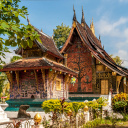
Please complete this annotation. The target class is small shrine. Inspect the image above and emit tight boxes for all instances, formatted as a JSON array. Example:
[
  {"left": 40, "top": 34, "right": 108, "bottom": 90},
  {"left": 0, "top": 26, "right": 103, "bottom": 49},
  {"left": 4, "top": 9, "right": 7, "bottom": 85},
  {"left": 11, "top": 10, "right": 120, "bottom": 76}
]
[{"left": 1, "top": 20, "right": 77, "bottom": 111}]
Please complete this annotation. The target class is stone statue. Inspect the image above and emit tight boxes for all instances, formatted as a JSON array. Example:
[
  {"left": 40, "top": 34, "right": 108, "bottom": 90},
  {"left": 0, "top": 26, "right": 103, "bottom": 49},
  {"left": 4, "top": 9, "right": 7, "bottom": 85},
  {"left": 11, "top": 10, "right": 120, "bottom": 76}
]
[{"left": 17, "top": 105, "right": 31, "bottom": 118}]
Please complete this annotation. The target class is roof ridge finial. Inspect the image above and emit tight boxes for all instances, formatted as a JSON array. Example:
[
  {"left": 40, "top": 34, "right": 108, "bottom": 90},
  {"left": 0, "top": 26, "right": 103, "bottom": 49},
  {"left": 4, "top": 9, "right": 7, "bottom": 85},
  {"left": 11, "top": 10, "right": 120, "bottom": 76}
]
[
  {"left": 99, "top": 34, "right": 101, "bottom": 40},
  {"left": 52, "top": 31, "right": 54, "bottom": 39},
  {"left": 99, "top": 34, "right": 101, "bottom": 42},
  {"left": 92, "top": 17, "right": 94, "bottom": 25},
  {"left": 90, "top": 17, "right": 95, "bottom": 36},
  {"left": 27, "top": 16, "right": 30, "bottom": 25},
  {"left": 73, "top": 5, "right": 76, "bottom": 21},
  {"left": 81, "top": 6, "right": 85, "bottom": 27},
  {"left": 41, "top": 29, "right": 43, "bottom": 32}
]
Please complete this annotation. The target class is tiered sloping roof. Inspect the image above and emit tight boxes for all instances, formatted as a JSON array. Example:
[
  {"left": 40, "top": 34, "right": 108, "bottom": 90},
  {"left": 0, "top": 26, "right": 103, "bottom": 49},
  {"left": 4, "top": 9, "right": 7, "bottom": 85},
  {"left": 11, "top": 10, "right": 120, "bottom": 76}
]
[
  {"left": 15, "top": 26, "right": 64, "bottom": 59},
  {"left": 2, "top": 57, "right": 77, "bottom": 75},
  {"left": 61, "top": 20, "right": 128, "bottom": 76}
]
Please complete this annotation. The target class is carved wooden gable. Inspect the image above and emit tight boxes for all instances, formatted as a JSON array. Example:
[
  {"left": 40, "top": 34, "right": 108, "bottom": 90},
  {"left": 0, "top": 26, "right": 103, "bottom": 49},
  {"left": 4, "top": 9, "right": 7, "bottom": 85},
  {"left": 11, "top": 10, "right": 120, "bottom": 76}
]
[{"left": 23, "top": 42, "right": 43, "bottom": 58}]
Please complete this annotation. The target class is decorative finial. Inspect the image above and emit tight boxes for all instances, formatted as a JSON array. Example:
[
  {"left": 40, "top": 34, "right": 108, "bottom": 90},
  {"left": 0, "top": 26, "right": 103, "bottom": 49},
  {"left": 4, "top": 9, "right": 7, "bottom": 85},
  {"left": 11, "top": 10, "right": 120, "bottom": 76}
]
[
  {"left": 73, "top": 5, "right": 76, "bottom": 21},
  {"left": 27, "top": 16, "right": 30, "bottom": 25},
  {"left": 81, "top": 6, "right": 85, "bottom": 27},
  {"left": 41, "top": 29, "right": 43, "bottom": 32},
  {"left": 103, "top": 45, "right": 104, "bottom": 49},
  {"left": 52, "top": 32, "right": 54, "bottom": 39},
  {"left": 90, "top": 17, "right": 95, "bottom": 36},
  {"left": 92, "top": 17, "right": 94, "bottom": 25},
  {"left": 99, "top": 35, "right": 101, "bottom": 40}
]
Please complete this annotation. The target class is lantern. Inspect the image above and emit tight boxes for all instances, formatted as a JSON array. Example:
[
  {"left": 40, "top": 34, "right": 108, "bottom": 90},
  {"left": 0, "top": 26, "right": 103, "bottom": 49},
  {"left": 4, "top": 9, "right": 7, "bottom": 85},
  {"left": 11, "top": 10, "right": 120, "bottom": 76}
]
[
  {"left": 50, "top": 68, "right": 52, "bottom": 71},
  {"left": 24, "top": 70, "right": 26, "bottom": 72},
  {"left": 37, "top": 69, "right": 38, "bottom": 72},
  {"left": 60, "top": 71, "right": 62, "bottom": 74},
  {"left": 34, "top": 113, "right": 42, "bottom": 125}
]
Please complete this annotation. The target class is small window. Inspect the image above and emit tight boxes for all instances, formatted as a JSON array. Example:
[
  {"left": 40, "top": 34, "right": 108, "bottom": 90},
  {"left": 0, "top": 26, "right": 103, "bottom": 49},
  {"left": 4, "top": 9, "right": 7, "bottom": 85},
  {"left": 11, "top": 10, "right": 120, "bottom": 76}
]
[{"left": 56, "top": 78, "right": 61, "bottom": 91}]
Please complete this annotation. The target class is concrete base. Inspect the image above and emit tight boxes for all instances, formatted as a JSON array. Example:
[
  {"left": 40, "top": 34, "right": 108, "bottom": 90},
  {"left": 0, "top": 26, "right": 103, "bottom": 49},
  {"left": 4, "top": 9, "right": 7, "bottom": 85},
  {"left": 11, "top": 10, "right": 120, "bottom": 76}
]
[
  {"left": 0, "top": 106, "right": 10, "bottom": 123},
  {"left": 0, "top": 103, "right": 8, "bottom": 110}
]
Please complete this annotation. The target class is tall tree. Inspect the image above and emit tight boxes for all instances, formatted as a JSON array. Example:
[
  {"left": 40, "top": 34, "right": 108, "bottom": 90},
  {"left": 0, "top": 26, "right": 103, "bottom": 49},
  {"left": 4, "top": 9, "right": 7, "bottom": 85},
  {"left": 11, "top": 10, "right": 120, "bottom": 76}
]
[
  {"left": 110, "top": 54, "right": 123, "bottom": 65},
  {"left": 53, "top": 23, "right": 71, "bottom": 50},
  {"left": 0, "top": 0, "right": 41, "bottom": 68},
  {"left": 10, "top": 56, "right": 22, "bottom": 63}
]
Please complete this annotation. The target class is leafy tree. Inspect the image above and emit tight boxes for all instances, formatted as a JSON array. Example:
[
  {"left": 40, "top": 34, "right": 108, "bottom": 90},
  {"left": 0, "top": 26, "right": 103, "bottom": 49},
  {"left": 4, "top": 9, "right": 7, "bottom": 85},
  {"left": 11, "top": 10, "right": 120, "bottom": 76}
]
[
  {"left": 0, "top": 72, "right": 9, "bottom": 96},
  {"left": 0, "top": 0, "right": 41, "bottom": 68},
  {"left": 53, "top": 23, "right": 71, "bottom": 50},
  {"left": 10, "top": 56, "right": 22, "bottom": 63},
  {"left": 110, "top": 54, "right": 123, "bottom": 65}
]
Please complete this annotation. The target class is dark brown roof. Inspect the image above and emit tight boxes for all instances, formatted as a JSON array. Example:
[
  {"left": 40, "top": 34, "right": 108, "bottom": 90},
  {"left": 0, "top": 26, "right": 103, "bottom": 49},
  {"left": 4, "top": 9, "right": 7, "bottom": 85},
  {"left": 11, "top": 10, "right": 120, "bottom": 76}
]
[
  {"left": 2, "top": 57, "right": 78, "bottom": 76},
  {"left": 15, "top": 26, "right": 64, "bottom": 59},
  {"left": 61, "top": 21, "right": 128, "bottom": 76},
  {"left": 34, "top": 27, "right": 64, "bottom": 59}
]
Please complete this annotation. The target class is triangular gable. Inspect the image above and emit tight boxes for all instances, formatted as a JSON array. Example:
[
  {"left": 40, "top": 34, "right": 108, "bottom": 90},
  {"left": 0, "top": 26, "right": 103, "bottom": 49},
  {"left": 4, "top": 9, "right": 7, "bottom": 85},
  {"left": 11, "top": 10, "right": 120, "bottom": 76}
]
[{"left": 61, "top": 20, "right": 128, "bottom": 76}]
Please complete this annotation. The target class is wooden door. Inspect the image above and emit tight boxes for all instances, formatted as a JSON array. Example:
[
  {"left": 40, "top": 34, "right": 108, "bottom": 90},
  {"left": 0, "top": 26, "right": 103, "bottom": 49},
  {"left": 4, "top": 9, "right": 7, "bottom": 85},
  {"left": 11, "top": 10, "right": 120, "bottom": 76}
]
[{"left": 101, "top": 80, "right": 108, "bottom": 95}]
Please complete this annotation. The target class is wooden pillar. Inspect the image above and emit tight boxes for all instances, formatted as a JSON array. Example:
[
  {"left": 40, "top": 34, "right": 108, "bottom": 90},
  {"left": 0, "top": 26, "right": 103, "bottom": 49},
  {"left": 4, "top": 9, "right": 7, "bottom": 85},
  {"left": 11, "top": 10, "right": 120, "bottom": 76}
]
[
  {"left": 52, "top": 71, "right": 58, "bottom": 91},
  {"left": 6, "top": 71, "right": 13, "bottom": 90},
  {"left": 48, "top": 70, "right": 55, "bottom": 98},
  {"left": 41, "top": 69, "right": 45, "bottom": 91},
  {"left": 123, "top": 77, "right": 127, "bottom": 93},
  {"left": 64, "top": 74, "right": 70, "bottom": 99},
  {"left": 116, "top": 76, "right": 122, "bottom": 94},
  {"left": 64, "top": 54, "right": 68, "bottom": 67},
  {"left": 15, "top": 71, "right": 19, "bottom": 90},
  {"left": 34, "top": 70, "right": 38, "bottom": 91}
]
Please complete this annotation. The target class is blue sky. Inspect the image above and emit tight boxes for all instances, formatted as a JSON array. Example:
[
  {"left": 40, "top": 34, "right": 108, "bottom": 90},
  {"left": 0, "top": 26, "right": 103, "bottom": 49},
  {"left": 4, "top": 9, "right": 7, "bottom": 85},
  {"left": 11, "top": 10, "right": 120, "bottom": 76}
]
[{"left": 4, "top": 0, "right": 128, "bottom": 67}]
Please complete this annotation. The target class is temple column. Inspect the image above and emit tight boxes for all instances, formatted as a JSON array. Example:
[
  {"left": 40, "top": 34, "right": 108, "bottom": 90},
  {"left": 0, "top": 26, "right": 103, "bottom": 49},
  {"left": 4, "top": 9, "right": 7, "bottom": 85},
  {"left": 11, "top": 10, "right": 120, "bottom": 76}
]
[
  {"left": 41, "top": 69, "right": 45, "bottom": 91},
  {"left": 116, "top": 76, "right": 122, "bottom": 94},
  {"left": 34, "top": 70, "right": 38, "bottom": 91},
  {"left": 15, "top": 71, "right": 19, "bottom": 90}
]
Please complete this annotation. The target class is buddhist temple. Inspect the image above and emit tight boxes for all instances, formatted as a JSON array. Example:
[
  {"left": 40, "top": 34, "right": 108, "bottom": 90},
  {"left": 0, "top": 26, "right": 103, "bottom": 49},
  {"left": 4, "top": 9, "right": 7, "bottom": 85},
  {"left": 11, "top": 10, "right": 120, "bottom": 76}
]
[
  {"left": 1, "top": 19, "right": 78, "bottom": 110},
  {"left": 61, "top": 7, "right": 128, "bottom": 99}
]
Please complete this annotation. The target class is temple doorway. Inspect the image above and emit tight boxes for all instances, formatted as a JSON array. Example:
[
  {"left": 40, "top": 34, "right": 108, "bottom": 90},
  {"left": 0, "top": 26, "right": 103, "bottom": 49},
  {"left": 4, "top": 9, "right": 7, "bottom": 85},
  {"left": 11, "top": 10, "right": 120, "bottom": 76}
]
[{"left": 101, "top": 80, "right": 108, "bottom": 95}]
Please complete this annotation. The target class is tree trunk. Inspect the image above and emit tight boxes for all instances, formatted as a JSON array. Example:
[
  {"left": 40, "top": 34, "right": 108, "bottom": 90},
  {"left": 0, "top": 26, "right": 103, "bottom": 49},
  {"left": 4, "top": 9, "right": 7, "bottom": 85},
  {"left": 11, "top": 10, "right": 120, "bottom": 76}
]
[{"left": 77, "top": 77, "right": 81, "bottom": 92}]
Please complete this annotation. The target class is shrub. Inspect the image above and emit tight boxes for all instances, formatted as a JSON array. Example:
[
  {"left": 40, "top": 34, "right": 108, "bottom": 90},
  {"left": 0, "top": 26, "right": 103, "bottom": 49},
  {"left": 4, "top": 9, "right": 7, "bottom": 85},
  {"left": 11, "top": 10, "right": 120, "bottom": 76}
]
[{"left": 112, "top": 92, "right": 128, "bottom": 113}]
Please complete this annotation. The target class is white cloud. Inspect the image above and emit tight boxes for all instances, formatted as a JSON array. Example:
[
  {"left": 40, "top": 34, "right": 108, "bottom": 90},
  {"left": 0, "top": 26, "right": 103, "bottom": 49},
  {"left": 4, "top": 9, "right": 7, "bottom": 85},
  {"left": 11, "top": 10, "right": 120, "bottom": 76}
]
[
  {"left": 116, "top": 50, "right": 128, "bottom": 67},
  {"left": 95, "top": 17, "right": 128, "bottom": 37},
  {"left": 2, "top": 49, "right": 19, "bottom": 64}
]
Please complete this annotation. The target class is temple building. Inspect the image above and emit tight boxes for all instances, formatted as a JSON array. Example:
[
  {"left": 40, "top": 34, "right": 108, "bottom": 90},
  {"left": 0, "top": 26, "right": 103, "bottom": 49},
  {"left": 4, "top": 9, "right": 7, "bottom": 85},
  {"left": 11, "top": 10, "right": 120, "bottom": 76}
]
[
  {"left": 1, "top": 20, "right": 77, "bottom": 110},
  {"left": 60, "top": 7, "right": 128, "bottom": 99}
]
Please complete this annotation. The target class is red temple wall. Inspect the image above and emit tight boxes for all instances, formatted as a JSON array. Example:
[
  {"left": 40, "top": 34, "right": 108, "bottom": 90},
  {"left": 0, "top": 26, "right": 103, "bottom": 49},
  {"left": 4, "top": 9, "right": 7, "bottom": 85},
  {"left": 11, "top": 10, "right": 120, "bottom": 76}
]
[{"left": 67, "top": 39, "right": 92, "bottom": 93}]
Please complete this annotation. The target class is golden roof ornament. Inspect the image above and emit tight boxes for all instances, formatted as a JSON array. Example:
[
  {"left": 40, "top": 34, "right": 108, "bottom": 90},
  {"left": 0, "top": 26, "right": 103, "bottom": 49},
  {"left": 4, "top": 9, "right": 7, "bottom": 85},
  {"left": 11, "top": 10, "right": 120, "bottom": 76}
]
[
  {"left": 90, "top": 17, "right": 95, "bottom": 36},
  {"left": 73, "top": 5, "right": 77, "bottom": 28},
  {"left": 41, "top": 29, "right": 43, "bottom": 32},
  {"left": 81, "top": 6, "right": 85, "bottom": 27},
  {"left": 73, "top": 5, "right": 77, "bottom": 21}
]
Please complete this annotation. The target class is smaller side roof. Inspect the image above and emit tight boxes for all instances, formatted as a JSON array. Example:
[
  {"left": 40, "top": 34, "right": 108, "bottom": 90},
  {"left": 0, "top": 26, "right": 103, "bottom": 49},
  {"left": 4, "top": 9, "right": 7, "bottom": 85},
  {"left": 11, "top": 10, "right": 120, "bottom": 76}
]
[
  {"left": 1, "top": 57, "right": 78, "bottom": 76},
  {"left": 16, "top": 25, "right": 64, "bottom": 59}
]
